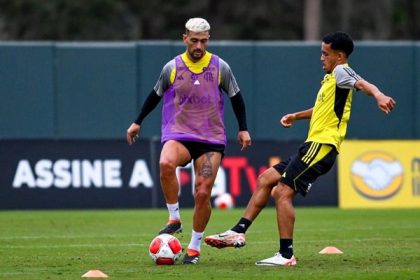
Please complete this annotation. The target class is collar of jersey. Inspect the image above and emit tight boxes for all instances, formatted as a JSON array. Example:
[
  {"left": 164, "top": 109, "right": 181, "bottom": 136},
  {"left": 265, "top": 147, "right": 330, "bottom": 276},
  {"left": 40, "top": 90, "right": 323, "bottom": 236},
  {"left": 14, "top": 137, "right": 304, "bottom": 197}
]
[
  {"left": 181, "top": 51, "right": 212, "bottom": 74},
  {"left": 322, "top": 63, "right": 350, "bottom": 84}
]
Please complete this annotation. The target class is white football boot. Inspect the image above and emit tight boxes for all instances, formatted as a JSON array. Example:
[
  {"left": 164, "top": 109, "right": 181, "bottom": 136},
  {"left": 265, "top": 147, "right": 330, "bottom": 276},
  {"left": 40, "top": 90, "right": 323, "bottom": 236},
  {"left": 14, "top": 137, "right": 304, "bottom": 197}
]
[
  {"left": 255, "top": 252, "right": 297, "bottom": 266},
  {"left": 204, "top": 230, "right": 246, "bottom": 248}
]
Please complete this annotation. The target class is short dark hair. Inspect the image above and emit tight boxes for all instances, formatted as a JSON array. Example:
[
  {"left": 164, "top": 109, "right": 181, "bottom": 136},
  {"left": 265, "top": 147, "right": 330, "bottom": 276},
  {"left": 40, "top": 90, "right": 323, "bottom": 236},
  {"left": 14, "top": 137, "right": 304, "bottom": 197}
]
[{"left": 322, "top": 32, "right": 354, "bottom": 57}]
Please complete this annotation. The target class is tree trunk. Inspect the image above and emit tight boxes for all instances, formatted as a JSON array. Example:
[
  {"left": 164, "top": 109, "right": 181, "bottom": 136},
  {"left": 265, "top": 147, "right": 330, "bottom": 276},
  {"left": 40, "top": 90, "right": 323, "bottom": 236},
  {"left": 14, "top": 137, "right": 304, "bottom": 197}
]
[{"left": 304, "top": 0, "right": 322, "bottom": 41}]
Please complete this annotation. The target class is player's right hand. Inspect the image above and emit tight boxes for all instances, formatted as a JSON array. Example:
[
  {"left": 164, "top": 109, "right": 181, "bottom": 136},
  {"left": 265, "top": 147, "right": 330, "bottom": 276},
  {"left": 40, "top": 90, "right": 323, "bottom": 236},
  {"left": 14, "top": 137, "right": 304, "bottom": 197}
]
[{"left": 127, "top": 123, "right": 141, "bottom": 145}]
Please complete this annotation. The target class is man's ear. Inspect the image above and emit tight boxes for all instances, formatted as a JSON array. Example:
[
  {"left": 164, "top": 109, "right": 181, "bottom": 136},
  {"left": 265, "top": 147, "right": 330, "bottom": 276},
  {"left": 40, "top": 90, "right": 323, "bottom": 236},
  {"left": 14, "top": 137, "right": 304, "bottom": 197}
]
[{"left": 337, "top": 51, "right": 347, "bottom": 61}]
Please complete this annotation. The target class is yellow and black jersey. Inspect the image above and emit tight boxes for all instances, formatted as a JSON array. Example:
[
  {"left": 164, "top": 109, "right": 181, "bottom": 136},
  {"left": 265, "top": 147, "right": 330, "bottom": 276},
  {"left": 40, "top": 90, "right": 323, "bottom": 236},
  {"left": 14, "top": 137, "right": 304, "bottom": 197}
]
[{"left": 306, "top": 64, "right": 362, "bottom": 152}]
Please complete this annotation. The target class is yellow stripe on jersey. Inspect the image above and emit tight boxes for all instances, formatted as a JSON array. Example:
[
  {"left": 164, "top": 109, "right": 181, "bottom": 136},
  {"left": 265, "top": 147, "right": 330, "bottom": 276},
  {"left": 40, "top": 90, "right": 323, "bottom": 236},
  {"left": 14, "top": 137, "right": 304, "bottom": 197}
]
[
  {"left": 293, "top": 143, "right": 333, "bottom": 189},
  {"left": 302, "top": 142, "right": 320, "bottom": 164},
  {"left": 308, "top": 144, "right": 333, "bottom": 168},
  {"left": 170, "top": 68, "right": 175, "bottom": 84},
  {"left": 170, "top": 51, "right": 220, "bottom": 84}
]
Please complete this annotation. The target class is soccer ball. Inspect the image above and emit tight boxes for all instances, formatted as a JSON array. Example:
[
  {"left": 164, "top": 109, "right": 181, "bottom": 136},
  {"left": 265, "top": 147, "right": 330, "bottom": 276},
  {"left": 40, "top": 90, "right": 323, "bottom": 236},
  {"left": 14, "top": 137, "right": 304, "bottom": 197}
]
[
  {"left": 149, "top": 233, "right": 183, "bottom": 265},
  {"left": 214, "top": 193, "right": 234, "bottom": 209}
]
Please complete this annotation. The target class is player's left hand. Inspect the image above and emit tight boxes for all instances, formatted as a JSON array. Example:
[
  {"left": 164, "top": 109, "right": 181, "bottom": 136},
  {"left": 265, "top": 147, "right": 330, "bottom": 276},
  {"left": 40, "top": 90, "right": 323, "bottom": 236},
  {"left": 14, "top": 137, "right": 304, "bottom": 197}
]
[
  {"left": 377, "top": 95, "right": 396, "bottom": 114},
  {"left": 238, "top": 131, "right": 251, "bottom": 151}
]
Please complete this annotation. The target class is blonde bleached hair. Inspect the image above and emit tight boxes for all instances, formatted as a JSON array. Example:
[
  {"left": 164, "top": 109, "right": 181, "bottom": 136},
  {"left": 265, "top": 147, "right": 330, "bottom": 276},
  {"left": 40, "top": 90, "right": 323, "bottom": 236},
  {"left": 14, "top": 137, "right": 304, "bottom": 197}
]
[{"left": 185, "top": 18, "right": 210, "bottom": 33}]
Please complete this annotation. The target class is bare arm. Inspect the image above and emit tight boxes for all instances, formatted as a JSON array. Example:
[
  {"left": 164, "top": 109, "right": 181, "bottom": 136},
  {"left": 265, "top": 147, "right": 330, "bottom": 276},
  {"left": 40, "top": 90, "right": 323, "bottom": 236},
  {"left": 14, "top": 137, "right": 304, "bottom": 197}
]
[
  {"left": 280, "top": 108, "right": 313, "bottom": 128},
  {"left": 354, "top": 80, "right": 396, "bottom": 114}
]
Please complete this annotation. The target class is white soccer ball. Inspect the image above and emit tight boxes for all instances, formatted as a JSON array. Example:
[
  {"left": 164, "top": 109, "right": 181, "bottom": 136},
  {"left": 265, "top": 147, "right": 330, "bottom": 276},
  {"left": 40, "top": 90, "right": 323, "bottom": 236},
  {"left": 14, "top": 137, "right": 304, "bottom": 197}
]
[
  {"left": 149, "top": 233, "right": 183, "bottom": 265},
  {"left": 214, "top": 193, "right": 234, "bottom": 209}
]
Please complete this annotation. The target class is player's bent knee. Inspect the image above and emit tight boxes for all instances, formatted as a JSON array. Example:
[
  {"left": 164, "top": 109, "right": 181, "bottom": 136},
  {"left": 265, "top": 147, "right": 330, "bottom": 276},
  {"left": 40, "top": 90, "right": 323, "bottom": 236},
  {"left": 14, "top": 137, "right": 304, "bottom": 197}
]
[
  {"left": 256, "top": 175, "right": 278, "bottom": 190},
  {"left": 159, "top": 159, "right": 177, "bottom": 173},
  {"left": 194, "top": 189, "right": 211, "bottom": 205},
  {"left": 272, "top": 184, "right": 294, "bottom": 201}
]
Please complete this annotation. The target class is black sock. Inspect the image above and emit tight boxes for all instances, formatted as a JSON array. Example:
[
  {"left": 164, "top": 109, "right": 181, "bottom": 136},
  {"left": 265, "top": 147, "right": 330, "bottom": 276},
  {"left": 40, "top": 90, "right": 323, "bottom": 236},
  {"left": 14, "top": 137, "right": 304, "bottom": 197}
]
[
  {"left": 231, "top": 217, "right": 252, "bottom": 233},
  {"left": 280, "top": 239, "right": 293, "bottom": 259}
]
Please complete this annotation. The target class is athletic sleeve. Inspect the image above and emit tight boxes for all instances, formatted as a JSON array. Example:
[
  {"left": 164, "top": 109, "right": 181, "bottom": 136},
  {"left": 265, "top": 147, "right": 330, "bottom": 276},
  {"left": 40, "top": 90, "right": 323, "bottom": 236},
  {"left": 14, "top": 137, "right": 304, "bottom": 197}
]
[
  {"left": 334, "top": 64, "right": 363, "bottom": 90},
  {"left": 153, "top": 60, "right": 175, "bottom": 96},
  {"left": 230, "top": 92, "right": 248, "bottom": 131},
  {"left": 134, "top": 90, "right": 162, "bottom": 125},
  {"left": 219, "top": 58, "right": 240, "bottom": 97}
]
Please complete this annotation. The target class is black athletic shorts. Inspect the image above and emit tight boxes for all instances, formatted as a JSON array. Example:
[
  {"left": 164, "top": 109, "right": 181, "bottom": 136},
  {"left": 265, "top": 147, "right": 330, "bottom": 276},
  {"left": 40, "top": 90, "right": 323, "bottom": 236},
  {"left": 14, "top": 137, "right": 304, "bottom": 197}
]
[
  {"left": 273, "top": 141, "right": 337, "bottom": 196},
  {"left": 178, "top": 141, "right": 225, "bottom": 161}
]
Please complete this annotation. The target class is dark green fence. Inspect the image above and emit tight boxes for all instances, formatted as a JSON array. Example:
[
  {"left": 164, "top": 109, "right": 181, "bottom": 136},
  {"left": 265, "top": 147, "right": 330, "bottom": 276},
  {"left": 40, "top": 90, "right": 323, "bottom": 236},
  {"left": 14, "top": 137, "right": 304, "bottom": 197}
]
[{"left": 0, "top": 41, "right": 417, "bottom": 140}]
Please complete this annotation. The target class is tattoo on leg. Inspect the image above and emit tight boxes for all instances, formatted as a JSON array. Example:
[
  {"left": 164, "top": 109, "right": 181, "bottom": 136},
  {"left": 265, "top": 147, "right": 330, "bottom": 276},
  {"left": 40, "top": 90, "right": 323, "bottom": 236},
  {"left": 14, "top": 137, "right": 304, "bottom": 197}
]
[{"left": 199, "top": 152, "right": 214, "bottom": 178}]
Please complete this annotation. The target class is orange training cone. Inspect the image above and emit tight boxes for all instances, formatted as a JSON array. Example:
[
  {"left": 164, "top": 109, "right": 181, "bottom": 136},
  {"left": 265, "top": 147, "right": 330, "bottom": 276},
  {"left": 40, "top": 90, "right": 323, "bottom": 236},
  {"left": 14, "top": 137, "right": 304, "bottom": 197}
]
[
  {"left": 319, "top": 246, "right": 343, "bottom": 254},
  {"left": 81, "top": 270, "right": 109, "bottom": 278}
]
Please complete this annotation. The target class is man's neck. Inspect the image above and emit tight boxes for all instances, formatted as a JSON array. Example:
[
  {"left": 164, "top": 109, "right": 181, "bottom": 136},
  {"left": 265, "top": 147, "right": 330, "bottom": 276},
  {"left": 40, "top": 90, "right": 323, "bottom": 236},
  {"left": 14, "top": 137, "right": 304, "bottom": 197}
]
[{"left": 186, "top": 52, "right": 206, "bottom": 63}]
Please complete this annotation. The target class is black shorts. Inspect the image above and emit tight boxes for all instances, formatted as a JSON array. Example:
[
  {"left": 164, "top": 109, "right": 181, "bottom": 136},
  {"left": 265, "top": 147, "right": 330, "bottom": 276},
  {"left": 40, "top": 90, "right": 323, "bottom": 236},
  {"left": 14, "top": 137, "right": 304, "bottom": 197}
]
[
  {"left": 273, "top": 142, "right": 337, "bottom": 196},
  {"left": 178, "top": 141, "right": 225, "bottom": 161}
]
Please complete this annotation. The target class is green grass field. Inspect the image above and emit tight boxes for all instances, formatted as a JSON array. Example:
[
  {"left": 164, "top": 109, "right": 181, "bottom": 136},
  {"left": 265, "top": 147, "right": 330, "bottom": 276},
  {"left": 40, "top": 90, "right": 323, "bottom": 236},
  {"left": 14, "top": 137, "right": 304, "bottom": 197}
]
[{"left": 1, "top": 208, "right": 419, "bottom": 280}]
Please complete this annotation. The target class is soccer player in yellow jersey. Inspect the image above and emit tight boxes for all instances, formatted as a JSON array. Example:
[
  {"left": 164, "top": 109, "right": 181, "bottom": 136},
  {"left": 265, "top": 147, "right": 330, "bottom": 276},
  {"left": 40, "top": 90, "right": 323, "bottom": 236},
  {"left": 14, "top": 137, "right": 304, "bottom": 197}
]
[{"left": 205, "top": 32, "right": 396, "bottom": 266}]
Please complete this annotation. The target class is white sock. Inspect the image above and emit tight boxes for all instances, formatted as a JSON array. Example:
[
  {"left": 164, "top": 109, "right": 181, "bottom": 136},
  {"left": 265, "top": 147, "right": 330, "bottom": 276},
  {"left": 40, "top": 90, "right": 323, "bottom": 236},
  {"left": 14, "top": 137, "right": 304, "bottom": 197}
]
[
  {"left": 167, "top": 202, "right": 180, "bottom": 221},
  {"left": 188, "top": 230, "right": 204, "bottom": 252}
]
